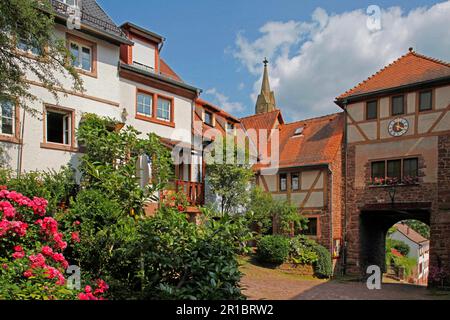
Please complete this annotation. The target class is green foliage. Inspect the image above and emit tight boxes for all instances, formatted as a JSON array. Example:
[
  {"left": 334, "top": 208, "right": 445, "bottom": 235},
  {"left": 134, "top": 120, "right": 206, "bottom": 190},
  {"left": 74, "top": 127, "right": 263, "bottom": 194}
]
[
  {"left": 138, "top": 209, "right": 244, "bottom": 300},
  {"left": 246, "top": 186, "right": 308, "bottom": 236},
  {"left": 206, "top": 135, "right": 254, "bottom": 215},
  {"left": 77, "top": 113, "right": 173, "bottom": 216},
  {"left": 403, "top": 220, "right": 430, "bottom": 239},
  {"left": 0, "top": 0, "right": 83, "bottom": 114},
  {"left": 386, "top": 238, "right": 410, "bottom": 257},
  {"left": 59, "top": 191, "right": 245, "bottom": 300},
  {"left": 256, "top": 235, "right": 290, "bottom": 265},
  {"left": 289, "top": 236, "right": 318, "bottom": 265},
  {"left": 312, "top": 243, "right": 333, "bottom": 278},
  {"left": 0, "top": 166, "right": 76, "bottom": 214},
  {"left": 386, "top": 238, "right": 417, "bottom": 277}
]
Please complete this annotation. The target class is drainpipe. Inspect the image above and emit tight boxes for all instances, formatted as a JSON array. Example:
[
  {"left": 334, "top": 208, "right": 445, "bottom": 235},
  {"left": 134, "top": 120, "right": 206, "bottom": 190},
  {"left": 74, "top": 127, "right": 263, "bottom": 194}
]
[{"left": 17, "top": 110, "right": 26, "bottom": 177}]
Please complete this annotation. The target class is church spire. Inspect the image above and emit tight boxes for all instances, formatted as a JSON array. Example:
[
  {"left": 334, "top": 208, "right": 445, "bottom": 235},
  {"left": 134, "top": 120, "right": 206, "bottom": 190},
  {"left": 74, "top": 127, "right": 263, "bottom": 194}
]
[{"left": 255, "top": 58, "right": 277, "bottom": 114}]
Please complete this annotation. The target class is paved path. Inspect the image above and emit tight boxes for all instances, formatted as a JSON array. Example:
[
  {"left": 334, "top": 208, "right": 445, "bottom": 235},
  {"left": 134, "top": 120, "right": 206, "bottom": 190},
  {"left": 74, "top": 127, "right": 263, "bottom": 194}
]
[{"left": 240, "top": 259, "right": 449, "bottom": 300}]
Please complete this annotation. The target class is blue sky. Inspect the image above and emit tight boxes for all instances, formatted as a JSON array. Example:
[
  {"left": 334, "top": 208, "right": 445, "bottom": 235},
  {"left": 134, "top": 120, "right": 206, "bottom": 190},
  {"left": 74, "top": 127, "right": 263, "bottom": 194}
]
[{"left": 98, "top": 0, "right": 450, "bottom": 122}]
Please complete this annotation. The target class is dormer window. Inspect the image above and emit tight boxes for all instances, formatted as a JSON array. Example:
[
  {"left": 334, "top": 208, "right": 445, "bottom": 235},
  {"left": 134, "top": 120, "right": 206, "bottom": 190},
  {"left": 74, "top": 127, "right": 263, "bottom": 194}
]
[
  {"left": 293, "top": 127, "right": 304, "bottom": 136},
  {"left": 132, "top": 38, "right": 156, "bottom": 71}
]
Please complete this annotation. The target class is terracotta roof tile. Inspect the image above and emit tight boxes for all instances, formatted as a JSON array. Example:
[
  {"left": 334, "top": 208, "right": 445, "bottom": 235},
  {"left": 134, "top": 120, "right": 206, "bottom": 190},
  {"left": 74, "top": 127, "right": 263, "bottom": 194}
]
[
  {"left": 337, "top": 51, "right": 450, "bottom": 100},
  {"left": 242, "top": 112, "right": 344, "bottom": 170},
  {"left": 394, "top": 223, "right": 429, "bottom": 244},
  {"left": 160, "top": 59, "right": 182, "bottom": 82}
]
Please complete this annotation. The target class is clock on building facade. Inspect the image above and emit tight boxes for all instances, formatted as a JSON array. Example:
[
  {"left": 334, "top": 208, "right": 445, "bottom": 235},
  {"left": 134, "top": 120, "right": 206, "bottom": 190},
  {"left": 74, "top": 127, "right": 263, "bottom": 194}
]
[{"left": 388, "top": 118, "right": 409, "bottom": 137}]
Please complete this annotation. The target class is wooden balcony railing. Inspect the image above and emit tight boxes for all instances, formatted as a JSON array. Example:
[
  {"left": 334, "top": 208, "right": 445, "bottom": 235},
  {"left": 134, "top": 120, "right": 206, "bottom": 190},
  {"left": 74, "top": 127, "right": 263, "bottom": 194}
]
[{"left": 175, "top": 180, "right": 204, "bottom": 206}]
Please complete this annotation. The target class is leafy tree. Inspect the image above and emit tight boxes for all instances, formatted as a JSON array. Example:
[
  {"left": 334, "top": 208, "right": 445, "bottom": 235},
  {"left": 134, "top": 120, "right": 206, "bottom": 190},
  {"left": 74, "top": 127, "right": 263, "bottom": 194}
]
[
  {"left": 404, "top": 220, "right": 430, "bottom": 239},
  {"left": 246, "top": 186, "right": 308, "bottom": 236},
  {"left": 76, "top": 114, "right": 173, "bottom": 216},
  {"left": 206, "top": 135, "right": 254, "bottom": 215},
  {"left": 0, "top": 0, "right": 82, "bottom": 113}
]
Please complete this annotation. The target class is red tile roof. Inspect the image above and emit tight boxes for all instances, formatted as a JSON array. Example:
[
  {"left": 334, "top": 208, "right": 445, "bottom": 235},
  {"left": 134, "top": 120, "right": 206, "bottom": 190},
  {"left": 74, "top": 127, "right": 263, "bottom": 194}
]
[
  {"left": 337, "top": 50, "right": 450, "bottom": 100},
  {"left": 394, "top": 223, "right": 429, "bottom": 244},
  {"left": 391, "top": 248, "right": 403, "bottom": 258},
  {"left": 241, "top": 112, "right": 344, "bottom": 171},
  {"left": 160, "top": 59, "right": 182, "bottom": 82}
]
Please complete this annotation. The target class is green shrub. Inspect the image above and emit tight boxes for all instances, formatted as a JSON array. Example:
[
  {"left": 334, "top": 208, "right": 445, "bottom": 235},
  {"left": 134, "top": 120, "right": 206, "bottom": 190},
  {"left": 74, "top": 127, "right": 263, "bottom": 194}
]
[
  {"left": 289, "top": 236, "right": 318, "bottom": 265},
  {"left": 312, "top": 244, "right": 333, "bottom": 278},
  {"left": 386, "top": 238, "right": 410, "bottom": 257},
  {"left": 0, "top": 166, "right": 76, "bottom": 214},
  {"left": 256, "top": 235, "right": 290, "bottom": 265}
]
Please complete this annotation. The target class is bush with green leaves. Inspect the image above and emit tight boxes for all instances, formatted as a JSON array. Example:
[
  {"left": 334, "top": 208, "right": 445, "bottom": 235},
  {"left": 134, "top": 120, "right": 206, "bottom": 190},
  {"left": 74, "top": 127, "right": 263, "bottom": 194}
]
[
  {"left": 0, "top": 167, "right": 76, "bottom": 215},
  {"left": 289, "top": 236, "right": 318, "bottom": 265},
  {"left": 386, "top": 238, "right": 410, "bottom": 257},
  {"left": 77, "top": 113, "right": 173, "bottom": 216},
  {"left": 256, "top": 235, "right": 290, "bottom": 265},
  {"left": 246, "top": 187, "right": 308, "bottom": 237},
  {"left": 311, "top": 243, "right": 333, "bottom": 278}
]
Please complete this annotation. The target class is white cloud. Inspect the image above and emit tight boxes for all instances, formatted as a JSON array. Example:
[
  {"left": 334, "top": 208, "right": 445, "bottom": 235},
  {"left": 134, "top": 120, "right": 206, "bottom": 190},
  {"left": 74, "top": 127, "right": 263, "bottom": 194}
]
[
  {"left": 204, "top": 88, "right": 245, "bottom": 113},
  {"left": 234, "top": 2, "right": 450, "bottom": 120}
]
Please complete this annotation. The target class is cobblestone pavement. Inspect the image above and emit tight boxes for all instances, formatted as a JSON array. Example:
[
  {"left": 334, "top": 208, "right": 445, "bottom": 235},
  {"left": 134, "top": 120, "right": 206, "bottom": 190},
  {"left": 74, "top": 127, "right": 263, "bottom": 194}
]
[{"left": 240, "top": 259, "right": 450, "bottom": 300}]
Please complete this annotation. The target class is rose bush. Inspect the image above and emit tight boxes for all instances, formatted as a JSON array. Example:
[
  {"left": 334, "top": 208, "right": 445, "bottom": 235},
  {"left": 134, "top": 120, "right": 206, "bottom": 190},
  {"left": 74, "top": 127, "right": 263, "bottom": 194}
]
[{"left": 0, "top": 187, "right": 107, "bottom": 300}]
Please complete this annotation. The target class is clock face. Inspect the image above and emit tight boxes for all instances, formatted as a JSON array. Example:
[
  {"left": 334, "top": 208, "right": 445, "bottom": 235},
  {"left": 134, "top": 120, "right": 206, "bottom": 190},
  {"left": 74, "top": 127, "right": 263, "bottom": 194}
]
[{"left": 388, "top": 118, "right": 409, "bottom": 137}]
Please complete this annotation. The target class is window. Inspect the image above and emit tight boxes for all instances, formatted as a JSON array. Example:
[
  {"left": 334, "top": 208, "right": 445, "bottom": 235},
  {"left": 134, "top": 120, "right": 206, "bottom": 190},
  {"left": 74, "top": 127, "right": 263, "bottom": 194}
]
[
  {"left": 157, "top": 97, "right": 171, "bottom": 122},
  {"left": 279, "top": 174, "right": 287, "bottom": 192},
  {"left": 60, "top": 0, "right": 80, "bottom": 8},
  {"left": 392, "top": 95, "right": 405, "bottom": 115},
  {"left": 46, "top": 109, "right": 72, "bottom": 145},
  {"left": 387, "top": 159, "right": 402, "bottom": 180},
  {"left": 70, "top": 41, "right": 92, "bottom": 72},
  {"left": 371, "top": 161, "right": 385, "bottom": 179},
  {"left": 403, "top": 158, "right": 418, "bottom": 178},
  {"left": 291, "top": 174, "right": 299, "bottom": 191},
  {"left": 0, "top": 100, "right": 15, "bottom": 135},
  {"left": 204, "top": 111, "right": 213, "bottom": 126},
  {"left": 419, "top": 90, "right": 432, "bottom": 112},
  {"left": 366, "top": 100, "right": 378, "bottom": 120},
  {"left": 137, "top": 93, "right": 152, "bottom": 117},
  {"left": 294, "top": 127, "right": 304, "bottom": 136},
  {"left": 370, "top": 157, "right": 419, "bottom": 184},
  {"left": 303, "top": 218, "right": 318, "bottom": 236},
  {"left": 135, "top": 91, "right": 174, "bottom": 126},
  {"left": 17, "top": 38, "right": 41, "bottom": 56}
]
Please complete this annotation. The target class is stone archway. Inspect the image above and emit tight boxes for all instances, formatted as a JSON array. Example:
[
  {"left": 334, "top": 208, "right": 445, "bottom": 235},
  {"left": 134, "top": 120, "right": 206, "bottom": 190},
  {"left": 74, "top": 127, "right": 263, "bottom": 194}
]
[{"left": 359, "top": 203, "right": 431, "bottom": 275}]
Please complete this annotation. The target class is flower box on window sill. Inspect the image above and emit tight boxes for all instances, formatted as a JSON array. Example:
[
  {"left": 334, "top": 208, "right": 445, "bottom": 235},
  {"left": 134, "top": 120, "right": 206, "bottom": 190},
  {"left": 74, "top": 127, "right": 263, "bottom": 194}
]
[{"left": 368, "top": 183, "right": 420, "bottom": 188}]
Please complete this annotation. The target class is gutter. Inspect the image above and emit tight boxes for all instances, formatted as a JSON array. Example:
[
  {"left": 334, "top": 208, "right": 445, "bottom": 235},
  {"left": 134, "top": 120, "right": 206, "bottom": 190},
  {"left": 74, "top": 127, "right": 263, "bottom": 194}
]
[{"left": 119, "top": 62, "right": 202, "bottom": 95}]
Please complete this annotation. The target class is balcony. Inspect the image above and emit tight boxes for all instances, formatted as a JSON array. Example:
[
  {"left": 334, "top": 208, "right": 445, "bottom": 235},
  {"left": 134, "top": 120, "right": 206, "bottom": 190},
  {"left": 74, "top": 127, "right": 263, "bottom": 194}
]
[{"left": 175, "top": 180, "right": 204, "bottom": 206}]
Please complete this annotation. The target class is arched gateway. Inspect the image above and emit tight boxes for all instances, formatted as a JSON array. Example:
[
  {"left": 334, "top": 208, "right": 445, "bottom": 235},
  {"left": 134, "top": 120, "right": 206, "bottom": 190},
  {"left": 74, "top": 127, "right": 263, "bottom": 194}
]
[{"left": 335, "top": 49, "right": 450, "bottom": 286}]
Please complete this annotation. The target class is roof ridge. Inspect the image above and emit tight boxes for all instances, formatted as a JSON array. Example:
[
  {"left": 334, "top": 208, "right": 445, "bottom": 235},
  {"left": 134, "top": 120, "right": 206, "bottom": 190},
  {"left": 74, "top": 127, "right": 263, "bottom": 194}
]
[
  {"left": 240, "top": 109, "right": 280, "bottom": 120},
  {"left": 411, "top": 51, "right": 450, "bottom": 68},
  {"left": 285, "top": 112, "right": 342, "bottom": 126},
  {"left": 337, "top": 50, "right": 450, "bottom": 100}
]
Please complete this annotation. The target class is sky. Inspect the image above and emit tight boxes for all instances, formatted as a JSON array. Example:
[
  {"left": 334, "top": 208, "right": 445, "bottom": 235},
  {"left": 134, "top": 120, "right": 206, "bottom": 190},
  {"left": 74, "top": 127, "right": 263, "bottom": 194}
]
[{"left": 98, "top": 0, "right": 450, "bottom": 122}]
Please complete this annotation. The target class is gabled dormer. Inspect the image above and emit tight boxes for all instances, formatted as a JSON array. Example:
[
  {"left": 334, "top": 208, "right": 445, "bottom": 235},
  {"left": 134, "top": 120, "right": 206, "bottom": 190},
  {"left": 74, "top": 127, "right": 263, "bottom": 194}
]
[{"left": 120, "top": 22, "right": 164, "bottom": 74}]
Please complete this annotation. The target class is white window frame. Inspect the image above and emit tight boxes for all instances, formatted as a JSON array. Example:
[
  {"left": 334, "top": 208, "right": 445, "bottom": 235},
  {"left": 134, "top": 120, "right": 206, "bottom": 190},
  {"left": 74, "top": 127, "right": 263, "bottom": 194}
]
[
  {"left": 70, "top": 41, "right": 92, "bottom": 72},
  {"left": 46, "top": 109, "right": 72, "bottom": 146},
  {"left": 157, "top": 97, "right": 171, "bottom": 122},
  {"left": 0, "top": 100, "right": 15, "bottom": 136},
  {"left": 60, "top": 0, "right": 80, "bottom": 8},
  {"left": 137, "top": 93, "right": 153, "bottom": 117}
]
